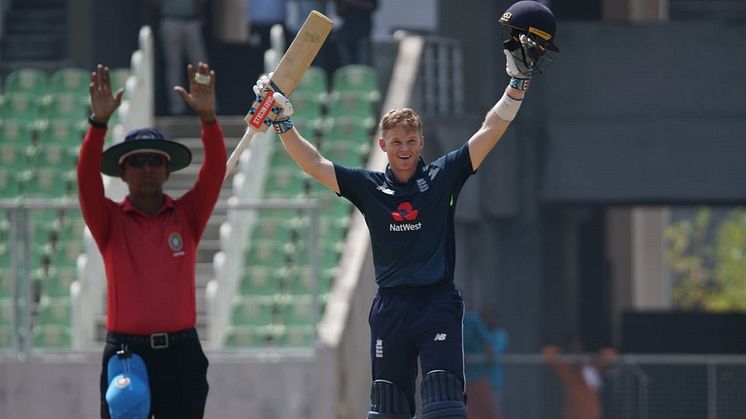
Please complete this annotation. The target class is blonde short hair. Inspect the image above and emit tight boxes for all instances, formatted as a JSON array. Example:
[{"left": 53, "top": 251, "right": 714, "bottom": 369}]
[{"left": 379, "top": 108, "right": 422, "bottom": 134}]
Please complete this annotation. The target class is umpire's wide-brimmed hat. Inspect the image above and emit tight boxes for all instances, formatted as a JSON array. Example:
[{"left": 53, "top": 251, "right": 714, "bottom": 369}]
[
  {"left": 106, "top": 353, "right": 151, "bottom": 419},
  {"left": 101, "top": 128, "right": 192, "bottom": 176}
]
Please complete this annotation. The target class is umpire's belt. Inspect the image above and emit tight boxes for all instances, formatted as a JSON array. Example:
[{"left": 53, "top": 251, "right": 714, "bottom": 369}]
[{"left": 106, "top": 328, "right": 198, "bottom": 350}]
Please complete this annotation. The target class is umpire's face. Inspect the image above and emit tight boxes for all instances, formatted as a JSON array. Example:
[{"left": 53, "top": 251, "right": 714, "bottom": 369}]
[
  {"left": 379, "top": 126, "right": 424, "bottom": 182},
  {"left": 119, "top": 153, "right": 171, "bottom": 196}
]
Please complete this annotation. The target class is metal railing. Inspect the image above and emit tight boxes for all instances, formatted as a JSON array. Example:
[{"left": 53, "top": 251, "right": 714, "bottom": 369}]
[{"left": 466, "top": 353, "right": 746, "bottom": 419}]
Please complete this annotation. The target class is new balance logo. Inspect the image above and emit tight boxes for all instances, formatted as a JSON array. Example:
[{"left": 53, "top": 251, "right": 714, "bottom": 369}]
[{"left": 433, "top": 333, "right": 447, "bottom": 341}]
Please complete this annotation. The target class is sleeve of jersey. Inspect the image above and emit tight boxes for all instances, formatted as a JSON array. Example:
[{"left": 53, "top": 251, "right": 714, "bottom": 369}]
[
  {"left": 333, "top": 162, "right": 366, "bottom": 210},
  {"left": 446, "top": 143, "right": 476, "bottom": 188},
  {"left": 76, "top": 125, "right": 112, "bottom": 247},
  {"left": 181, "top": 120, "right": 227, "bottom": 238}
]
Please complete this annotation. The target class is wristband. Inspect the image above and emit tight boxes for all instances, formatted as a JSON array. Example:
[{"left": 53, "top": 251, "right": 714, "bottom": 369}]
[
  {"left": 88, "top": 115, "right": 108, "bottom": 129},
  {"left": 272, "top": 117, "right": 294, "bottom": 134},
  {"left": 509, "top": 77, "right": 531, "bottom": 91},
  {"left": 492, "top": 92, "right": 523, "bottom": 122}
]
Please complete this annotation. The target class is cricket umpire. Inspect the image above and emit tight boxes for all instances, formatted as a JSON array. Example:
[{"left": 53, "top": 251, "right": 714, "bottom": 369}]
[
  {"left": 77, "top": 62, "right": 226, "bottom": 419},
  {"left": 255, "top": 1, "right": 558, "bottom": 416}
]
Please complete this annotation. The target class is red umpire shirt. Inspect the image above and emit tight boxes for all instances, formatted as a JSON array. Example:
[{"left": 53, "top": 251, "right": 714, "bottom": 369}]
[{"left": 77, "top": 121, "right": 226, "bottom": 335}]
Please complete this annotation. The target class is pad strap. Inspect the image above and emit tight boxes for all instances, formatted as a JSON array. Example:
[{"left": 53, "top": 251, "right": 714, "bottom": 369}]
[
  {"left": 509, "top": 76, "right": 531, "bottom": 91},
  {"left": 272, "top": 117, "right": 294, "bottom": 134}
]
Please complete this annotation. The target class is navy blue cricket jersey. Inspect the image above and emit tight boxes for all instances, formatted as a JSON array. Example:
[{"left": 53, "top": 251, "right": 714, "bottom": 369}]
[{"left": 335, "top": 143, "right": 475, "bottom": 288}]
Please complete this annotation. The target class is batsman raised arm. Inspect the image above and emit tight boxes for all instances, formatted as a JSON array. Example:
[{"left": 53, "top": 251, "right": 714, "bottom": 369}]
[
  {"left": 253, "top": 2, "right": 558, "bottom": 417},
  {"left": 78, "top": 62, "right": 226, "bottom": 419}
]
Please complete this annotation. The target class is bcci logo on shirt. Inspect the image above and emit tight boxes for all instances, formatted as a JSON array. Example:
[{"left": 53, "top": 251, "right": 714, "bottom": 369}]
[
  {"left": 168, "top": 232, "right": 185, "bottom": 257},
  {"left": 390, "top": 202, "right": 422, "bottom": 232}
]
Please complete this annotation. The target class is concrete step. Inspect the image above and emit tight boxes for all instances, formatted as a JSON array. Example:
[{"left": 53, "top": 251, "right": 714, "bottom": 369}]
[
  {"left": 2, "top": 33, "right": 66, "bottom": 60},
  {"left": 5, "top": 9, "right": 67, "bottom": 33}
]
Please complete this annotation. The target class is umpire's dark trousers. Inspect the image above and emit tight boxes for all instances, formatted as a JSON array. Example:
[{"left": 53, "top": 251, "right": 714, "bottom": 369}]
[{"left": 100, "top": 327, "right": 209, "bottom": 419}]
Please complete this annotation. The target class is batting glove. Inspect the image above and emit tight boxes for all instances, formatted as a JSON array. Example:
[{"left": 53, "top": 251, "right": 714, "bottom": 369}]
[{"left": 271, "top": 92, "right": 294, "bottom": 134}]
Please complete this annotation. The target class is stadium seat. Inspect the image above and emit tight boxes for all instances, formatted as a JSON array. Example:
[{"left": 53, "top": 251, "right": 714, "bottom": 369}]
[
  {"left": 268, "top": 144, "right": 299, "bottom": 169},
  {"left": 0, "top": 169, "right": 22, "bottom": 199},
  {"left": 327, "top": 91, "right": 376, "bottom": 119},
  {"left": 263, "top": 166, "right": 307, "bottom": 197},
  {"left": 238, "top": 266, "right": 285, "bottom": 296},
  {"left": 279, "top": 295, "right": 323, "bottom": 326},
  {"left": 253, "top": 209, "right": 301, "bottom": 242},
  {"left": 285, "top": 265, "right": 336, "bottom": 295},
  {"left": 43, "top": 93, "right": 89, "bottom": 122},
  {"left": 0, "top": 142, "right": 32, "bottom": 172},
  {"left": 0, "top": 270, "right": 12, "bottom": 298},
  {"left": 243, "top": 239, "right": 292, "bottom": 268},
  {"left": 230, "top": 296, "right": 276, "bottom": 326},
  {"left": 49, "top": 239, "right": 84, "bottom": 269},
  {"left": 3, "top": 68, "right": 48, "bottom": 96},
  {"left": 319, "top": 141, "right": 368, "bottom": 167},
  {"left": 292, "top": 241, "right": 342, "bottom": 271},
  {"left": 331, "top": 65, "right": 380, "bottom": 102},
  {"left": 321, "top": 115, "right": 375, "bottom": 144},
  {"left": 222, "top": 325, "right": 273, "bottom": 348},
  {"left": 37, "top": 118, "right": 86, "bottom": 147},
  {"left": 0, "top": 324, "right": 12, "bottom": 348},
  {"left": 38, "top": 266, "right": 76, "bottom": 298},
  {"left": 32, "top": 324, "right": 71, "bottom": 348},
  {"left": 0, "top": 297, "right": 13, "bottom": 325},
  {"left": 294, "top": 66, "right": 328, "bottom": 99},
  {"left": 0, "top": 92, "right": 43, "bottom": 122},
  {"left": 32, "top": 142, "right": 78, "bottom": 169},
  {"left": 109, "top": 68, "right": 130, "bottom": 92},
  {"left": 0, "top": 118, "right": 36, "bottom": 144},
  {"left": 22, "top": 168, "right": 73, "bottom": 198},
  {"left": 49, "top": 67, "right": 89, "bottom": 97},
  {"left": 276, "top": 325, "right": 315, "bottom": 347},
  {"left": 37, "top": 296, "right": 72, "bottom": 325},
  {"left": 289, "top": 90, "right": 325, "bottom": 120}
]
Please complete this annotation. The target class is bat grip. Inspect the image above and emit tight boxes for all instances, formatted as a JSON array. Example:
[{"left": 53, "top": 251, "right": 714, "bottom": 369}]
[{"left": 224, "top": 127, "right": 256, "bottom": 181}]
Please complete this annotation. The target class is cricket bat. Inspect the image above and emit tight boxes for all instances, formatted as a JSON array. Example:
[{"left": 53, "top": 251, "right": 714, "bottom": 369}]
[{"left": 224, "top": 10, "right": 334, "bottom": 180}]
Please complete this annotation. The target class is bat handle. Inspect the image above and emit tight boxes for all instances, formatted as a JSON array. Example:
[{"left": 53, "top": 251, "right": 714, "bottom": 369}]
[{"left": 224, "top": 126, "right": 257, "bottom": 181}]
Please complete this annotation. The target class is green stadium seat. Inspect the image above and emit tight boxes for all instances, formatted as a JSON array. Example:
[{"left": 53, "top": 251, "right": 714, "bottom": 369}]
[
  {"left": 327, "top": 91, "right": 376, "bottom": 119},
  {"left": 37, "top": 296, "right": 71, "bottom": 325},
  {"left": 285, "top": 265, "right": 336, "bottom": 295},
  {"left": 238, "top": 266, "right": 285, "bottom": 296},
  {"left": 0, "top": 92, "right": 43, "bottom": 122},
  {"left": 0, "top": 169, "right": 22, "bottom": 199},
  {"left": 43, "top": 93, "right": 89, "bottom": 122},
  {"left": 55, "top": 210, "right": 85, "bottom": 241},
  {"left": 243, "top": 239, "right": 291, "bottom": 268},
  {"left": 321, "top": 115, "right": 375, "bottom": 144},
  {"left": 3, "top": 68, "right": 48, "bottom": 96},
  {"left": 0, "top": 142, "right": 32, "bottom": 172},
  {"left": 49, "top": 68, "right": 89, "bottom": 97},
  {"left": 0, "top": 324, "right": 12, "bottom": 348},
  {"left": 32, "top": 142, "right": 78, "bottom": 169},
  {"left": 331, "top": 65, "right": 380, "bottom": 102},
  {"left": 37, "top": 118, "right": 86, "bottom": 147},
  {"left": 0, "top": 297, "right": 13, "bottom": 325},
  {"left": 294, "top": 66, "right": 328, "bottom": 99},
  {"left": 279, "top": 295, "right": 322, "bottom": 326},
  {"left": 276, "top": 325, "right": 315, "bottom": 347},
  {"left": 229, "top": 296, "right": 276, "bottom": 326},
  {"left": 306, "top": 190, "right": 352, "bottom": 219},
  {"left": 32, "top": 324, "right": 71, "bottom": 348},
  {"left": 110, "top": 68, "right": 130, "bottom": 92},
  {"left": 222, "top": 325, "right": 274, "bottom": 348},
  {"left": 38, "top": 266, "right": 76, "bottom": 298},
  {"left": 253, "top": 208, "right": 301, "bottom": 242},
  {"left": 0, "top": 269, "right": 13, "bottom": 298},
  {"left": 292, "top": 241, "right": 342, "bottom": 271},
  {"left": 289, "top": 91, "right": 324, "bottom": 120},
  {"left": 320, "top": 141, "right": 368, "bottom": 167},
  {"left": 263, "top": 166, "right": 307, "bottom": 197},
  {"left": 22, "top": 168, "right": 73, "bottom": 198},
  {"left": 0, "top": 118, "right": 36, "bottom": 144},
  {"left": 49, "top": 239, "right": 83, "bottom": 269},
  {"left": 268, "top": 144, "right": 298, "bottom": 169}
]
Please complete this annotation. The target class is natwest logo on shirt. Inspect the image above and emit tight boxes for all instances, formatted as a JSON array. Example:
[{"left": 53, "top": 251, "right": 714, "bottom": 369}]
[
  {"left": 390, "top": 202, "right": 422, "bottom": 232},
  {"left": 391, "top": 202, "right": 419, "bottom": 221}
]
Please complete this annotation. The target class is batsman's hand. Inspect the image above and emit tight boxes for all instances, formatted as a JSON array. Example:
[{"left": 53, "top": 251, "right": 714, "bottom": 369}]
[
  {"left": 89, "top": 64, "right": 124, "bottom": 125},
  {"left": 504, "top": 34, "right": 538, "bottom": 78}
]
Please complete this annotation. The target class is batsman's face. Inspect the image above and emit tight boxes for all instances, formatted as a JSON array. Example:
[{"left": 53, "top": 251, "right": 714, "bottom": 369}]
[
  {"left": 379, "top": 127, "right": 424, "bottom": 178},
  {"left": 119, "top": 153, "right": 170, "bottom": 195}
]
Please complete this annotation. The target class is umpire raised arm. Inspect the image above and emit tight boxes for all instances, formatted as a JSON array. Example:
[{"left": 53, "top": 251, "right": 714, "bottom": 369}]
[{"left": 78, "top": 62, "right": 226, "bottom": 419}]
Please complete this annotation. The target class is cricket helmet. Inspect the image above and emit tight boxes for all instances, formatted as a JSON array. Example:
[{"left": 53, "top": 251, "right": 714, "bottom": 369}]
[{"left": 499, "top": 1, "right": 559, "bottom": 53}]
